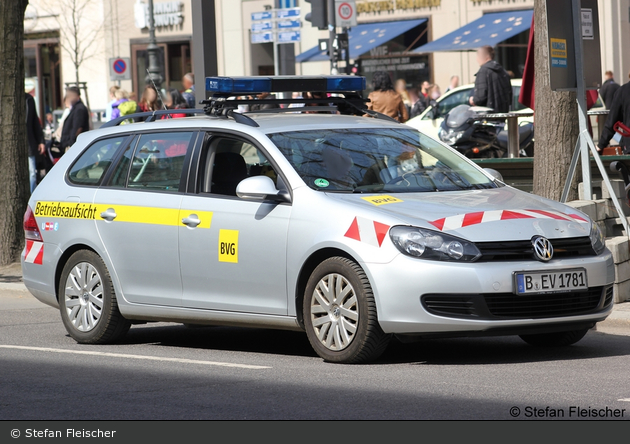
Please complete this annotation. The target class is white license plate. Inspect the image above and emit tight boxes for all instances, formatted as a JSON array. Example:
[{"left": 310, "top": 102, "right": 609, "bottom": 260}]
[{"left": 514, "top": 269, "right": 588, "bottom": 295}]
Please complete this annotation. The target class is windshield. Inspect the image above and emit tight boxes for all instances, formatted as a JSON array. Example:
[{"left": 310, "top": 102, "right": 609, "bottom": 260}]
[{"left": 267, "top": 128, "right": 497, "bottom": 193}]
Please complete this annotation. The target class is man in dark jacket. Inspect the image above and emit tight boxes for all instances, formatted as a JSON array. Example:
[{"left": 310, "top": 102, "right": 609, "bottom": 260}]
[
  {"left": 60, "top": 86, "right": 90, "bottom": 152},
  {"left": 469, "top": 46, "right": 512, "bottom": 113},
  {"left": 25, "top": 93, "right": 45, "bottom": 193},
  {"left": 599, "top": 70, "right": 620, "bottom": 109},
  {"left": 598, "top": 76, "right": 630, "bottom": 154}
]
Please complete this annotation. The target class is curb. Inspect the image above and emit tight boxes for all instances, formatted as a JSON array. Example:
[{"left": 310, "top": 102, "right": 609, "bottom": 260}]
[{"left": 0, "top": 282, "right": 29, "bottom": 292}]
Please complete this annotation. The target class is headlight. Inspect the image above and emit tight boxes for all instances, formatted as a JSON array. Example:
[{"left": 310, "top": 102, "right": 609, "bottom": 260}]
[
  {"left": 390, "top": 226, "right": 481, "bottom": 262},
  {"left": 438, "top": 128, "right": 464, "bottom": 145},
  {"left": 589, "top": 222, "right": 606, "bottom": 255}
]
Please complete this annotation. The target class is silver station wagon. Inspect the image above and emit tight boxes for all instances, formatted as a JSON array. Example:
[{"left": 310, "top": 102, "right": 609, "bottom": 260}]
[{"left": 22, "top": 76, "right": 614, "bottom": 363}]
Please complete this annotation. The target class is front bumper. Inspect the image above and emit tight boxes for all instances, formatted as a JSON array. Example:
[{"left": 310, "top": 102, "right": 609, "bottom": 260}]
[{"left": 365, "top": 249, "right": 615, "bottom": 335}]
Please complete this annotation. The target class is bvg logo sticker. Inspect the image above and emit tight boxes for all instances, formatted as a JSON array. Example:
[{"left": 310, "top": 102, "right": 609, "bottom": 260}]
[
  {"left": 361, "top": 195, "right": 403, "bottom": 206},
  {"left": 219, "top": 229, "right": 239, "bottom": 263}
]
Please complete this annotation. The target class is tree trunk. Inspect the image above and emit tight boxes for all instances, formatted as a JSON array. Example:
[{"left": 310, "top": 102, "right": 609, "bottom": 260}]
[
  {"left": 0, "top": 0, "right": 30, "bottom": 266},
  {"left": 532, "top": 0, "right": 580, "bottom": 201}
]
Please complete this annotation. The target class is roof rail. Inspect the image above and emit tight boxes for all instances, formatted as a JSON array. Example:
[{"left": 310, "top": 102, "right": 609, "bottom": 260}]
[
  {"left": 99, "top": 92, "right": 399, "bottom": 129},
  {"left": 202, "top": 94, "right": 400, "bottom": 124},
  {"left": 101, "top": 108, "right": 207, "bottom": 128}
]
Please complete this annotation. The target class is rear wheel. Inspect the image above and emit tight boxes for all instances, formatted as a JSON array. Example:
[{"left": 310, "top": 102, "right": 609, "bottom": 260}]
[
  {"left": 303, "top": 257, "right": 390, "bottom": 363},
  {"left": 519, "top": 328, "right": 589, "bottom": 347},
  {"left": 59, "top": 250, "right": 130, "bottom": 344}
]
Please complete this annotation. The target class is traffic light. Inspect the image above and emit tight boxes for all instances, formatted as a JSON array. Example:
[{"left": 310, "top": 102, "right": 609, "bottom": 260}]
[{"left": 305, "top": 0, "right": 328, "bottom": 30}]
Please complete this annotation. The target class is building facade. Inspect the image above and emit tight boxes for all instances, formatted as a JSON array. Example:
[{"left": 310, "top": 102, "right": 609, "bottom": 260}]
[{"left": 21, "top": 0, "right": 630, "bottom": 118}]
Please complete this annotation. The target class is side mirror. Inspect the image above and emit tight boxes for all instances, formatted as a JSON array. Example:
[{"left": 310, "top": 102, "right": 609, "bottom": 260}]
[
  {"left": 236, "top": 175, "right": 290, "bottom": 202},
  {"left": 484, "top": 168, "right": 504, "bottom": 182}
]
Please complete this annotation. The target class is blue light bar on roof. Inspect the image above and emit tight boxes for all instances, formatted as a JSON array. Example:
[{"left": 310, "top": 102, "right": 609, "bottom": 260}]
[{"left": 206, "top": 75, "right": 366, "bottom": 95}]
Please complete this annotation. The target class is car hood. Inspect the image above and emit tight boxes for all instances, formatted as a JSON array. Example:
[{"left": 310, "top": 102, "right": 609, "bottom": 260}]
[{"left": 328, "top": 186, "right": 592, "bottom": 242}]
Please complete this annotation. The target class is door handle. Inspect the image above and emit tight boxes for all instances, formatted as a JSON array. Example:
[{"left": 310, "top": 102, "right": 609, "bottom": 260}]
[
  {"left": 182, "top": 214, "right": 201, "bottom": 228},
  {"left": 100, "top": 208, "right": 117, "bottom": 221}
]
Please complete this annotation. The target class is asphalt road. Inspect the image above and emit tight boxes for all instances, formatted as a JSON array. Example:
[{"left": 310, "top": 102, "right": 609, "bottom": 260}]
[{"left": 1, "top": 287, "right": 629, "bottom": 420}]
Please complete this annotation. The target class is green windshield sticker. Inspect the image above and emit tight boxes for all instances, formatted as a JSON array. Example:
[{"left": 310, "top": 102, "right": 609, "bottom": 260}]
[{"left": 314, "top": 178, "right": 330, "bottom": 188}]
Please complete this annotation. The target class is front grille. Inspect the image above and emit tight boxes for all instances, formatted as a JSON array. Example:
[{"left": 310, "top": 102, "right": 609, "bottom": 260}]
[
  {"left": 422, "top": 286, "right": 609, "bottom": 320},
  {"left": 484, "top": 288, "right": 603, "bottom": 318},
  {"left": 475, "top": 237, "right": 595, "bottom": 262}
]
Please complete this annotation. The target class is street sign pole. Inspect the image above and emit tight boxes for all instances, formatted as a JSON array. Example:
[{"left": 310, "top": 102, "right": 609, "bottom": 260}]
[
  {"left": 274, "top": 39, "right": 280, "bottom": 76},
  {"left": 572, "top": 0, "right": 592, "bottom": 200},
  {"left": 558, "top": 0, "right": 630, "bottom": 235},
  {"left": 327, "top": 0, "right": 337, "bottom": 74}
]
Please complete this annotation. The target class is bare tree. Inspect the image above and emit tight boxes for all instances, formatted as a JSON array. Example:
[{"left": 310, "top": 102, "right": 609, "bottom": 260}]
[
  {"left": 42, "top": 0, "right": 103, "bottom": 85},
  {"left": 532, "top": 0, "right": 580, "bottom": 201},
  {"left": 0, "top": 0, "right": 30, "bottom": 266}
]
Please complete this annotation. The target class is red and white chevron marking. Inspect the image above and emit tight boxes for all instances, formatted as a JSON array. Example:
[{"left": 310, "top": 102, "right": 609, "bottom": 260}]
[
  {"left": 24, "top": 241, "right": 44, "bottom": 265},
  {"left": 344, "top": 217, "right": 390, "bottom": 248},
  {"left": 429, "top": 209, "right": 589, "bottom": 232}
]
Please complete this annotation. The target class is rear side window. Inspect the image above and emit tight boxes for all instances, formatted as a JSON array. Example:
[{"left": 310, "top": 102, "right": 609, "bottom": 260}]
[
  {"left": 68, "top": 136, "right": 127, "bottom": 186},
  {"left": 109, "top": 132, "right": 194, "bottom": 191}
]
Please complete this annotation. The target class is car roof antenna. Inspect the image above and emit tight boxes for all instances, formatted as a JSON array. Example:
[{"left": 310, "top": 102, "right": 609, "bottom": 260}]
[{"left": 146, "top": 69, "right": 170, "bottom": 118}]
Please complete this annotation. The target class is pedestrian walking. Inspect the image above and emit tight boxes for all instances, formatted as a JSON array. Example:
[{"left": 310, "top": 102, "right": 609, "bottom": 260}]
[
  {"left": 111, "top": 89, "right": 139, "bottom": 123},
  {"left": 599, "top": 70, "right": 620, "bottom": 109},
  {"left": 59, "top": 86, "right": 90, "bottom": 153},
  {"left": 469, "top": 45, "right": 512, "bottom": 113},
  {"left": 181, "top": 72, "right": 196, "bottom": 109},
  {"left": 366, "top": 71, "right": 409, "bottom": 123},
  {"left": 25, "top": 93, "right": 45, "bottom": 193},
  {"left": 410, "top": 80, "right": 431, "bottom": 118},
  {"left": 395, "top": 78, "right": 412, "bottom": 114},
  {"left": 139, "top": 85, "right": 159, "bottom": 113},
  {"left": 105, "top": 85, "right": 120, "bottom": 121},
  {"left": 598, "top": 72, "right": 630, "bottom": 154},
  {"left": 163, "top": 88, "right": 189, "bottom": 118},
  {"left": 445, "top": 75, "right": 459, "bottom": 92}
]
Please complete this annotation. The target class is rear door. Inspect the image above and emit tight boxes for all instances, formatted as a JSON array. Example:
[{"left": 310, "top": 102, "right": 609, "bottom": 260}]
[
  {"left": 178, "top": 133, "right": 291, "bottom": 315},
  {"left": 94, "top": 130, "right": 199, "bottom": 306}
]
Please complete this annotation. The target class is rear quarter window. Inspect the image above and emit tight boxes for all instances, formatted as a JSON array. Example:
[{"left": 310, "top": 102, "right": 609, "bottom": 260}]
[{"left": 68, "top": 136, "right": 127, "bottom": 186}]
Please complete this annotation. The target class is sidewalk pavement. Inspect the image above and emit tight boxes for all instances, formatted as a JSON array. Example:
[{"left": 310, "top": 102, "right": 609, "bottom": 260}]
[{"left": 1, "top": 262, "right": 629, "bottom": 330}]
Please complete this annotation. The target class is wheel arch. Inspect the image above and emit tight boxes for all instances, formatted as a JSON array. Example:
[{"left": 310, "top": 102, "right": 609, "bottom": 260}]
[
  {"left": 294, "top": 247, "right": 360, "bottom": 329},
  {"left": 54, "top": 243, "right": 98, "bottom": 302}
]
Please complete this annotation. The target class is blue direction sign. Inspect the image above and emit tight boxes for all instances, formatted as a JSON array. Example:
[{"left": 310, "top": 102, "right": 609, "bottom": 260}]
[
  {"left": 277, "top": 7, "right": 300, "bottom": 18},
  {"left": 277, "top": 19, "right": 301, "bottom": 29},
  {"left": 251, "top": 32, "right": 274, "bottom": 44},
  {"left": 251, "top": 11, "right": 273, "bottom": 21},
  {"left": 277, "top": 30, "right": 301, "bottom": 43},
  {"left": 251, "top": 21, "right": 273, "bottom": 32}
]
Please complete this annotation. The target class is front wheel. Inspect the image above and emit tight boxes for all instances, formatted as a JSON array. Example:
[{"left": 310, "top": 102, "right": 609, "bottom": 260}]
[
  {"left": 519, "top": 328, "right": 589, "bottom": 347},
  {"left": 59, "top": 250, "right": 130, "bottom": 344},
  {"left": 303, "top": 257, "right": 391, "bottom": 364}
]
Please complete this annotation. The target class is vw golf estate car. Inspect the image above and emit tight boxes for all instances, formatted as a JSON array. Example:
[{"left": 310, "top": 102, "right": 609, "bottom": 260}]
[{"left": 22, "top": 76, "right": 614, "bottom": 364}]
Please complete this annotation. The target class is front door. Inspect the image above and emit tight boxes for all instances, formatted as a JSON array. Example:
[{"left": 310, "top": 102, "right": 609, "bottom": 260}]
[
  {"left": 179, "top": 134, "right": 291, "bottom": 315},
  {"left": 94, "top": 130, "right": 198, "bottom": 306}
]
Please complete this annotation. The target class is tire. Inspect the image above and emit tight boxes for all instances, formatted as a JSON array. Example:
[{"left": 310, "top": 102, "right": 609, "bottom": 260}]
[
  {"left": 59, "top": 250, "right": 130, "bottom": 344},
  {"left": 303, "top": 257, "right": 391, "bottom": 364},
  {"left": 519, "top": 328, "right": 589, "bottom": 347}
]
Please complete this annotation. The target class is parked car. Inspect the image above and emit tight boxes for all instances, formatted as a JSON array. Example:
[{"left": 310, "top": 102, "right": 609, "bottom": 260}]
[
  {"left": 22, "top": 76, "right": 614, "bottom": 364},
  {"left": 406, "top": 79, "right": 533, "bottom": 141}
]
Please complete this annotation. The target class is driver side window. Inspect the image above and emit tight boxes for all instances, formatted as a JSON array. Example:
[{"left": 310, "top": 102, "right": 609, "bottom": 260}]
[{"left": 199, "top": 136, "right": 278, "bottom": 196}]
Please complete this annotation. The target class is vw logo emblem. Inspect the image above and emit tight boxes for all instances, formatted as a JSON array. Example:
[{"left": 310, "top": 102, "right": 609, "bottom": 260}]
[{"left": 532, "top": 236, "right": 553, "bottom": 262}]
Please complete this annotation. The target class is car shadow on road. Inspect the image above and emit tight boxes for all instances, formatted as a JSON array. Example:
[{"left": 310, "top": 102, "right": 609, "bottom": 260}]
[
  {"left": 119, "top": 323, "right": 630, "bottom": 365},
  {"left": 122, "top": 323, "right": 319, "bottom": 358}
]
